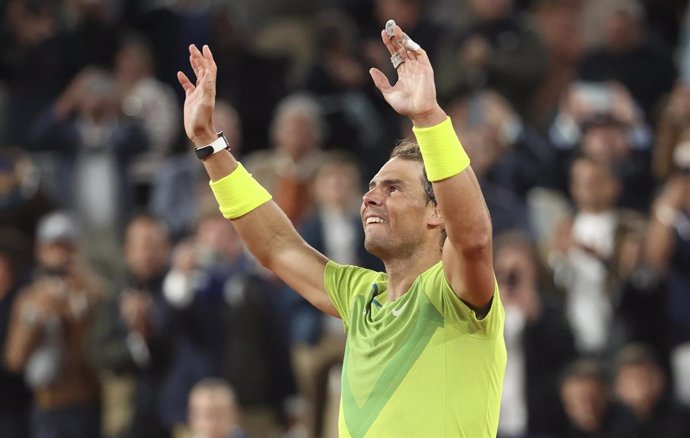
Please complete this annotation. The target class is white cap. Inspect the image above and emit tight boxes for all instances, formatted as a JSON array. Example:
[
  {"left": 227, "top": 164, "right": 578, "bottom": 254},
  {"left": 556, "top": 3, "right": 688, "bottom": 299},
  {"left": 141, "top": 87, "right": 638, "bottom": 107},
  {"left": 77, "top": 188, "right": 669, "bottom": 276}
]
[{"left": 36, "top": 211, "right": 81, "bottom": 245}]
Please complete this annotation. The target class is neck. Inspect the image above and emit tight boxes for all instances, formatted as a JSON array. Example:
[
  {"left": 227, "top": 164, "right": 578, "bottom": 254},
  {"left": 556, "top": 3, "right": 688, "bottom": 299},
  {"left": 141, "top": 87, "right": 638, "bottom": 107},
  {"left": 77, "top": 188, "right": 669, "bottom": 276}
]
[{"left": 383, "top": 248, "right": 440, "bottom": 301}]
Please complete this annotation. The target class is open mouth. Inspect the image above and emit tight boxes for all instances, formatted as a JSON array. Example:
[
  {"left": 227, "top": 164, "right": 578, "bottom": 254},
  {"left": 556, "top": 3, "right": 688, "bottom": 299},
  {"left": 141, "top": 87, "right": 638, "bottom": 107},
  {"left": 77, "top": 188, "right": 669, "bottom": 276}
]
[{"left": 365, "top": 217, "right": 386, "bottom": 225}]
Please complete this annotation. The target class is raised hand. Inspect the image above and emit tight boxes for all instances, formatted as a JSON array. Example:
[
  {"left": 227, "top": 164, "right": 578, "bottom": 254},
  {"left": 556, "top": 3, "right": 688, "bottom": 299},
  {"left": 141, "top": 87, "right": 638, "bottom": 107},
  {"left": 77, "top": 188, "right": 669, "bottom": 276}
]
[
  {"left": 177, "top": 44, "right": 218, "bottom": 146},
  {"left": 368, "top": 20, "right": 446, "bottom": 127}
]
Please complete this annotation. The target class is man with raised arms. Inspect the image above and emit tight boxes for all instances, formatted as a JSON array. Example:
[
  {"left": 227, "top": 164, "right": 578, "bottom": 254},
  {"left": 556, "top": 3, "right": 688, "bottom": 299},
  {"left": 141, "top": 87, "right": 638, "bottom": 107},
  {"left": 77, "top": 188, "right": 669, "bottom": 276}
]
[{"left": 177, "top": 20, "right": 506, "bottom": 438}]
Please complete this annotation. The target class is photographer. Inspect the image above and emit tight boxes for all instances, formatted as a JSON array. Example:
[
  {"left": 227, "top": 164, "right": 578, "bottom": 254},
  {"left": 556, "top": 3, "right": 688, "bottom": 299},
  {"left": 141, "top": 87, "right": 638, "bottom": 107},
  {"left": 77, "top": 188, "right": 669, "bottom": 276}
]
[{"left": 3, "top": 211, "right": 104, "bottom": 438}]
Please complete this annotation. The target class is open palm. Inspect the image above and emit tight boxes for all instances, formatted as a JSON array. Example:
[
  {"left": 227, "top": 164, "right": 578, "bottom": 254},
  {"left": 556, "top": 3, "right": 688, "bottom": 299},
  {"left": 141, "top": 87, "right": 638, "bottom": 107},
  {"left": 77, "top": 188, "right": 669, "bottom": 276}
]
[
  {"left": 177, "top": 44, "right": 217, "bottom": 146},
  {"left": 369, "top": 25, "right": 441, "bottom": 122}
]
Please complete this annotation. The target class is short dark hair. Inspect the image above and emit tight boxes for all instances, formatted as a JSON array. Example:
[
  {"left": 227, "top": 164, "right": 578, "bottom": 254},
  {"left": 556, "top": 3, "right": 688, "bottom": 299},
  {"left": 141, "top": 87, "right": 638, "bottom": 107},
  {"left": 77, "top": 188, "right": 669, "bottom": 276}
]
[
  {"left": 390, "top": 139, "right": 436, "bottom": 206},
  {"left": 390, "top": 139, "right": 446, "bottom": 248}
]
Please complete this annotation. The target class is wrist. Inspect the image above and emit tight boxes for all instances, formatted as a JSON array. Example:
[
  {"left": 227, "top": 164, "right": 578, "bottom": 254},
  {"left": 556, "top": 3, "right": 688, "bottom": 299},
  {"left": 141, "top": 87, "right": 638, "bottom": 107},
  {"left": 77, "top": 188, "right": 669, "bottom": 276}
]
[
  {"left": 410, "top": 104, "right": 447, "bottom": 128},
  {"left": 412, "top": 116, "right": 470, "bottom": 182},
  {"left": 191, "top": 130, "right": 218, "bottom": 147}
]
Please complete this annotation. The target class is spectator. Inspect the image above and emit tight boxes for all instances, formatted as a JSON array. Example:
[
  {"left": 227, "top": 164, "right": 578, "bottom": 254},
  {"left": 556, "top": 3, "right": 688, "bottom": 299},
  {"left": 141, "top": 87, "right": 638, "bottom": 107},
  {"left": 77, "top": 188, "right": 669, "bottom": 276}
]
[
  {"left": 530, "top": 0, "right": 584, "bottom": 129},
  {"left": 4, "top": 210, "right": 104, "bottom": 438},
  {"left": 28, "top": 67, "right": 149, "bottom": 232},
  {"left": 548, "top": 81, "right": 653, "bottom": 200},
  {"left": 614, "top": 344, "right": 690, "bottom": 438},
  {"left": 0, "top": 0, "right": 85, "bottom": 146},
  {"left": 0, "top": 149, "right": 56, "bottom": 263},
  {"left": 92, "top": 215, "right": 173, "bottom": 438},
  {"left": 445, "top": 92, "right": 531, "bottom": 235},
  {"left": 160, "top": 214, "right": 295, "bottom": 438},
  {"left": 436, "top": 0, "right": 546, "bottom": 118},
  {"left": 187, "top": 378, "right": 248, "bottom": 438},
  {"left": 577, "top": 0, "right": 676, "bottom": 118},
  {"left": 114, "top": 34, "right": 180, "bottom": 203},
  {"left": 610, "top": 217, "right": 667, "bottom": 361},
  {"left": 559, "top": 358, "right": 638, "bottom": 438},
  {"left": 550, "top": 157, "right": 625, "bottom": 355},
  {"left": 301, "top": 9, "right": 390, "bottom": 173},
  {"left": 244, "top": 93, "right": 326, "bottom": 225},
  {"left": 645, "top": 167, "right": 690, "bottom": 407},
  {"left": 495, "top": 231, "right": 575, "bottom": 438}
]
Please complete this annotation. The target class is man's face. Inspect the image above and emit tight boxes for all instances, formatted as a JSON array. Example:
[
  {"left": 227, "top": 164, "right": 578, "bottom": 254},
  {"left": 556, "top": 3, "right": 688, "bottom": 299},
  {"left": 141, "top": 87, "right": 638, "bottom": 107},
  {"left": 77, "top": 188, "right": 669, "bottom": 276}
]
[
  {"left": 560, "top": 377, "right": 607, "bottom": 433},
  {"left": 188, "top": 389, "right": 238, "bottom": 438},
  {"left": 570, "top": 159, "right": 619, "bottom": 212},
  {"left": 36, "top": 242, "right": 76, "bottom": 275},
  {"left": 361, "top": 158, "right": 437, "bottom": 260},
  {"left": 125, "top": 220, "right": 170, "bottom": 281},
  {"left": 615, "top": 363, "right": 664, "bottom": 418}
]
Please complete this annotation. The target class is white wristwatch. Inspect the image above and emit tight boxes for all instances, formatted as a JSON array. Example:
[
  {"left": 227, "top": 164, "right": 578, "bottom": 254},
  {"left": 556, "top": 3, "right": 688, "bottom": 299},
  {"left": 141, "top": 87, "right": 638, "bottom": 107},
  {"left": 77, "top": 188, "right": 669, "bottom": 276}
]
[{"left": 195, "top": 131, "right": 230, "bottom": 160}]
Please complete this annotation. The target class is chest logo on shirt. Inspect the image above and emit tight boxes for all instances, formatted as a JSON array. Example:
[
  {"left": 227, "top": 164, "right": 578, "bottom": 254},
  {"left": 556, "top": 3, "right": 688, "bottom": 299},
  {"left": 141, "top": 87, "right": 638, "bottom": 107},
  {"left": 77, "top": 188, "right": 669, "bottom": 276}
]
[{"left": 341, "top": 294, "right": 443, "bottom": 438}]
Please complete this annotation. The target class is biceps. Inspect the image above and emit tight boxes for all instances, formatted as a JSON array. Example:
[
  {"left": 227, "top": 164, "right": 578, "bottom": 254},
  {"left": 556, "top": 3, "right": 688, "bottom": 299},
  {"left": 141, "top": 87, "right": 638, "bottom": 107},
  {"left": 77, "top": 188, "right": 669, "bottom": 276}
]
[
  {"left": 268, "top": 244, "right": 339, "bottom": 317},
  {"left": 442, "top": 240, "right": 495, "bottom": 310}
]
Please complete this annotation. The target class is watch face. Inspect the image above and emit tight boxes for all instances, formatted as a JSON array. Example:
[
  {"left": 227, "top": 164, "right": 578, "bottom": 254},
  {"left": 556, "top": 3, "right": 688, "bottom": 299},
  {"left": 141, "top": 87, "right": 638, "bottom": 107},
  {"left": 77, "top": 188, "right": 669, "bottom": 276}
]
[{"left": 195, "top": 145, "right": 214, "bottom": 159}]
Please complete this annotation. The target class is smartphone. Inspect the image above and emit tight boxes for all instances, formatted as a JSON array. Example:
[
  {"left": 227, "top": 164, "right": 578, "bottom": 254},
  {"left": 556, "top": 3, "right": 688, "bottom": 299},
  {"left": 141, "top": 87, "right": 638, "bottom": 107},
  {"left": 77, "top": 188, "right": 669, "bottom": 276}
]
[{"left": 572, "top": 82, "right": 612, "bottom": 112}]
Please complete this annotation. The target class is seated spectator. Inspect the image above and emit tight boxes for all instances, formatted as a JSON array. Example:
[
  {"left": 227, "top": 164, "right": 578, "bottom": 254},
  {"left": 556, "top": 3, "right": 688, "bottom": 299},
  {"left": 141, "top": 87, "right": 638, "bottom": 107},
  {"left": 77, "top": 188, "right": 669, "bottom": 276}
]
[
  {"left": 494, "top": 231, "right": 575, "bottom": 438},
  {"left": 4, "top": 210, "right": 105, "bottom": 438},
  {"left": 187, "top": 379, "right": 247, "bottom": 438},
  {"left": 614, "top": 344, "right": 690, "bottom": 438},
  {"left": 559, "top": 358, "right": 638, "bottom": 438}
]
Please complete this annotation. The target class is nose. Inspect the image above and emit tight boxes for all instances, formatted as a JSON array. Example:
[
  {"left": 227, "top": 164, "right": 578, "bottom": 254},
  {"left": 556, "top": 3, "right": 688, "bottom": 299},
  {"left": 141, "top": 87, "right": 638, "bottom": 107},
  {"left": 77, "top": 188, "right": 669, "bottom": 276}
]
[{"left": 362, "top": 188, "right": 382, "bottom": 207}]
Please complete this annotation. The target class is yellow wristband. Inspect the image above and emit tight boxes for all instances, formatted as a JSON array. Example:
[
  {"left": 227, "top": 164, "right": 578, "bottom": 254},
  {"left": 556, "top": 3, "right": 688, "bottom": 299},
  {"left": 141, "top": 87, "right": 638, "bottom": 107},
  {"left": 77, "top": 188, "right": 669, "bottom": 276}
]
[
  {"left": 412, "top": 116, "right": 470, "bottom": 182},
  {"left": 209, "top": 163, "right": 273, "bottom": 219}
]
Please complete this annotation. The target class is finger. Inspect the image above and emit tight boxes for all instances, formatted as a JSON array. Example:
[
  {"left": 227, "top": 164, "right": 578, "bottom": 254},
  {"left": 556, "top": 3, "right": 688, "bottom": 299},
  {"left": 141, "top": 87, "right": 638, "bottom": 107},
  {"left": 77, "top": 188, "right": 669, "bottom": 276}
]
[
  {"left": 380, "top": 21, "right": 406, "bottom": 56},
  {"left": 189, "top": 54, "right": 202, "bottom": 81},
  {"left": 202, "top": 44, "right": 217, "bottom": 81},
  {"left": 369, "top": 68, "right": 393, "bottom": 94},
  {"left": 189, "top": 44, "right": 205, "bottom": 78},
  {"left": 177, "top": 71, "right": 195, "bottom": 95}
]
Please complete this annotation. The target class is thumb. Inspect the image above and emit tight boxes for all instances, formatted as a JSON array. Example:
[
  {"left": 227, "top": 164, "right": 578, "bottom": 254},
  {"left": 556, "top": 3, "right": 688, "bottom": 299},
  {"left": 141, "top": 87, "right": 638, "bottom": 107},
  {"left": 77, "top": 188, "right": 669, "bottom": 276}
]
[{"left": 369, "top": 68, "right": 392, "bottom": 94}]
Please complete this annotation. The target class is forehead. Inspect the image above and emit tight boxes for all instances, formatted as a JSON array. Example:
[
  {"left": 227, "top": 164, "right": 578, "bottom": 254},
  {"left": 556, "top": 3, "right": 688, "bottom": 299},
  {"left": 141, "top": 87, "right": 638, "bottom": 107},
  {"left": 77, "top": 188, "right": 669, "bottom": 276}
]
[{"left": 371, "top": 157, "right": 424, "bottom": 186}]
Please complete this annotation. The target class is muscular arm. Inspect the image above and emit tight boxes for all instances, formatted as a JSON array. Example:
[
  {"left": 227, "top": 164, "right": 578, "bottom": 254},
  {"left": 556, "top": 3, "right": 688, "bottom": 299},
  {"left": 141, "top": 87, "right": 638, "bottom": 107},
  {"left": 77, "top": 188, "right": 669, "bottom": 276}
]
[
  {"left": 436, "top": 168, "right": 494, "bottom": 311},
  {"left": 370, "top": 24, "right": 495, "bottom": 310},
  {"left": 178, "top": 45, "right": 336, "bottom": 317}
]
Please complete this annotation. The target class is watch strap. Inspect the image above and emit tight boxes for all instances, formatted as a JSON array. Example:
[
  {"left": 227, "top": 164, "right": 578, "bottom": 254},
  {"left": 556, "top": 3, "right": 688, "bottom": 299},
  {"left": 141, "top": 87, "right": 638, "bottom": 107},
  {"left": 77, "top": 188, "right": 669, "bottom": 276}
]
[{"left": 195, "top": 131, "right": 230, "bottom": 160}]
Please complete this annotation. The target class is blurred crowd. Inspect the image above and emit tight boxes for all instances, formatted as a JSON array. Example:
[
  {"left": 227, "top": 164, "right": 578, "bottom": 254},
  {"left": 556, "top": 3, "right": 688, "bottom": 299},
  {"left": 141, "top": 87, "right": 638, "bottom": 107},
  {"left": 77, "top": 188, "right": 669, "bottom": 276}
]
[{"left": 1, "top": 0, "right": 690, "bottom": 437}]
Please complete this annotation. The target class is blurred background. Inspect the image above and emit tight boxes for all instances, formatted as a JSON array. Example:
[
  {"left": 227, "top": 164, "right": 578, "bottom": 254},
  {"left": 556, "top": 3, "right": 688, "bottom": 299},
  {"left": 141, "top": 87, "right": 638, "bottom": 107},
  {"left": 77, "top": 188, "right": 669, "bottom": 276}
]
[{"left": 1, "top": 0, "right": 690, "bottom": 437}]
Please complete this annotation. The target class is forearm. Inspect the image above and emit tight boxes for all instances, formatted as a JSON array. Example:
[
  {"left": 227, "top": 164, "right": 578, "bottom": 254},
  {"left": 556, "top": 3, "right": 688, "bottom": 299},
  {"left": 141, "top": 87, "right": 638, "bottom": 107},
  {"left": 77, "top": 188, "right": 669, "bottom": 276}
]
[
  {"left": 4, "top": 313, "right": 43, "bottom": 372},
  {"left": 434, "top": 170, "right": 492, "bottom": 252},
  {"left": 201, "top": 149, "right": 332, "bottom": 312},
  {"left": 201, "top": 149, "right": 303, "bottom": 266},
  {"left": 412, "top": 115, "right": 492, "bottom": 251}
]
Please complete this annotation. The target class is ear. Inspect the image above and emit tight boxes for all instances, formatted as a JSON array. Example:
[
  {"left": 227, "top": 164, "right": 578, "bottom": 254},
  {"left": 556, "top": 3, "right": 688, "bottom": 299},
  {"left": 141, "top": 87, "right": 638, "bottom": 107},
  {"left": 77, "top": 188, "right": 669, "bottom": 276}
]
[{"left": 427, "top": 205, "right": 444, "bottom": 228}]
